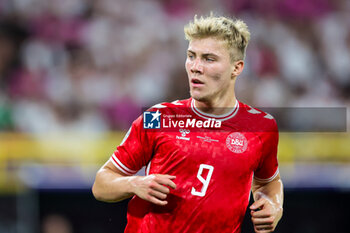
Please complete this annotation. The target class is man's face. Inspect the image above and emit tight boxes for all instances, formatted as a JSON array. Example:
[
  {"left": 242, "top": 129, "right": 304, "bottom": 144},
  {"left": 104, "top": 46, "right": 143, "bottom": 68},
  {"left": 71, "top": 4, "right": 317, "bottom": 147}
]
[{"left": 185, "top": 37, "right": 236, "bottom": 103}]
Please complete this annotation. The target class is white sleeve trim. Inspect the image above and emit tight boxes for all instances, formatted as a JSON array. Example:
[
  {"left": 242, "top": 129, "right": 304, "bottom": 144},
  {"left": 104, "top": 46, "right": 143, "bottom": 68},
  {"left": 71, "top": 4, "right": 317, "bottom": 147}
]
[
  {"left": 254, "top": 168, "right": 279, "bottom": 183},
  {"left": 110, "top": 154, "right": 137, "bottom": 176}
]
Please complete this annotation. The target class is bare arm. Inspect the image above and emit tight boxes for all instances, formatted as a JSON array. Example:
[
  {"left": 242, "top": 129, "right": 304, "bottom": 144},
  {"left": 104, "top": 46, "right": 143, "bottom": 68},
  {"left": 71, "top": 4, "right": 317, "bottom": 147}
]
[
  {"left": 250, "top": 173, "right": 284, "bottom": 233},
  {"left": 92, "top": 160, "right": 176, "bottom": 205}
]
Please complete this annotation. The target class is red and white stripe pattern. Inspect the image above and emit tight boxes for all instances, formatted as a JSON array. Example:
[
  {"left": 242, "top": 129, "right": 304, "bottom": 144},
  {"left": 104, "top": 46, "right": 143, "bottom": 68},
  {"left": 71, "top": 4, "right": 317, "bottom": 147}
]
[{"left": 110, "top": 154, "right": 137, "bottom": 176}]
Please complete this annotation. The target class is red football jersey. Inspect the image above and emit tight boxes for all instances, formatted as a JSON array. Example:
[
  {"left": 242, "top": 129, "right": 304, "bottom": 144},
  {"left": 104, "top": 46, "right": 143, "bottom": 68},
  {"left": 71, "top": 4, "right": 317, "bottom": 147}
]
[{"left": 110, "top": 98, "right": 279, "bottom": 233}]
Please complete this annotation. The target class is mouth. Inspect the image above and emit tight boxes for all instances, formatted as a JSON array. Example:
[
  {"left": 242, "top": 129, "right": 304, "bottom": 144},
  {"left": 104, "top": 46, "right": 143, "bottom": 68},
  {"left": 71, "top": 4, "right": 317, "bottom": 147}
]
[{"left": 191, "top": 78, "right": 204, "bottom": 87}]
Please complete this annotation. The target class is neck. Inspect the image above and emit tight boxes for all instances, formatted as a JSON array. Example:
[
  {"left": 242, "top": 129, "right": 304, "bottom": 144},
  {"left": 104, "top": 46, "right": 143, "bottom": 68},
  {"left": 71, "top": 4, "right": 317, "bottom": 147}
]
[{"left": 194, "top": 95, "right": 237, "bottom": 115}]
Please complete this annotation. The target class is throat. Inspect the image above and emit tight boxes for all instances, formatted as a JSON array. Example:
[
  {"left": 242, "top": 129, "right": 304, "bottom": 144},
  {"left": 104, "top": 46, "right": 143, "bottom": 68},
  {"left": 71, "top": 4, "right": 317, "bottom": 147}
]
[{"left": 194, "top": 98, "right": 237, "bottom": 115}]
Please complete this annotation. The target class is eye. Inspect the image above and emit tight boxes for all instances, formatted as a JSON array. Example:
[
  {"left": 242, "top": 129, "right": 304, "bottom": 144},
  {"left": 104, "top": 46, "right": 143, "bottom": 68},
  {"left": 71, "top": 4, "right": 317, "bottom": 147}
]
[
  {"left": 206, "top": 57, "right": 215, "bottom": 62},
  {"left": 187, "top": 53, "right": 195, "bottom": 59}
]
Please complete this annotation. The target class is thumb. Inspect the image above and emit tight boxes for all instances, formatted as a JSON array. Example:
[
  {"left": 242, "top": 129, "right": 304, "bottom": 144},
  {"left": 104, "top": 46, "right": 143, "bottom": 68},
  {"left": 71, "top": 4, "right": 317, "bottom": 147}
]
[{"left": 250, "top": 198, "right": 266, "bottom": 210}]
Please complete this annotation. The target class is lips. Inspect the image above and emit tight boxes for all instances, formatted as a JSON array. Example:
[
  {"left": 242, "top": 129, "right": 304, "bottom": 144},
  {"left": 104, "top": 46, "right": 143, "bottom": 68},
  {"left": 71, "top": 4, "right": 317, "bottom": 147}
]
[{"left": 191, "top": 78, "right": 204, "bottom": 86}]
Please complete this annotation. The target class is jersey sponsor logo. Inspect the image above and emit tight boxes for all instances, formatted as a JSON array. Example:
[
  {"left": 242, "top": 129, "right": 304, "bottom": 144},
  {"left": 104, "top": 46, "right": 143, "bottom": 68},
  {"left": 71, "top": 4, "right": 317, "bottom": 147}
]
[
  {"left": 226, "top": 132, "right": 248, "bottom": 153},
  {"left": 179, "top": 129, "right": 190, "bottom": 137},
  {"left": 143, "top": 110, "right": 161, "bottom": 129},
  {"left": 176, "top": 129, "right": 190, "bottom": 140},
  {"left": 196, "top": 136, "right": 219, "bottom": 143}
]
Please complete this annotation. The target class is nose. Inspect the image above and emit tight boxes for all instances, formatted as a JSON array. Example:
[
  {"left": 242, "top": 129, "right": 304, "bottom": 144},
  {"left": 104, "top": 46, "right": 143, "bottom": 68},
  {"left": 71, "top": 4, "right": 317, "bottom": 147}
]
[{"left": 190, "top": 58, "right": 203, "bottom": 74}]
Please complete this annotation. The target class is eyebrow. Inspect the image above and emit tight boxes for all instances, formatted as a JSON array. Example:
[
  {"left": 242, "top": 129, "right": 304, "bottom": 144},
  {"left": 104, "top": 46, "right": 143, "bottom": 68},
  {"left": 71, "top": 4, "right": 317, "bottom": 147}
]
[{"left": 187, "top": 49, "right": 219, "bottom": 57}]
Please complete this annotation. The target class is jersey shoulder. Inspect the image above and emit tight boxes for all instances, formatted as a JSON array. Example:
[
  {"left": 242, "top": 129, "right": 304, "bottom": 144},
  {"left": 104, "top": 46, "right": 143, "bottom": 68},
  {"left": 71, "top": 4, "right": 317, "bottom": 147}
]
[
  {"left": 238, "top": 101, "right": 278, "bottom": 132},
  {"left": 133, "top": 99, "right": 191, "bottom": 127},
  {"left": 147, "top": 99, "right": 191, "bottom": 113}
]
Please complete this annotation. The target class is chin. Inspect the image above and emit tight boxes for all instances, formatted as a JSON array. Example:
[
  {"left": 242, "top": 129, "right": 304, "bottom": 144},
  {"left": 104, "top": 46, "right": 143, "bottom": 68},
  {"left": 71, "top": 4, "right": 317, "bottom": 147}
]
[
  {"left": 190, "top": 90, "right": 200, "bottom": 99},
  {"left": 190, "top": 92, "right": 208, "bottom": 102}
]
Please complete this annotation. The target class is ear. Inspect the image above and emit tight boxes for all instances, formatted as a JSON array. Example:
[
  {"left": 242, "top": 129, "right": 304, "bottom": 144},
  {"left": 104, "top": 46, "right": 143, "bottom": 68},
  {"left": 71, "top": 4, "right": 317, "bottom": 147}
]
[{"left": 231, "top": 60, "right": 244, "bottom": 78}]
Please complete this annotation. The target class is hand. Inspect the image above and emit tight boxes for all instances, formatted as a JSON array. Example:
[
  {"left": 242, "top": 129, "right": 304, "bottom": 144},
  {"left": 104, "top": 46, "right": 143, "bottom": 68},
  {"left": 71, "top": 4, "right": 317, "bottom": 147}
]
[
  {"left": 131, "top": 174, "right": 176, "bottom": 206},
  {"left": 250, "top": 196, "right": 283, "bottom": 233}
]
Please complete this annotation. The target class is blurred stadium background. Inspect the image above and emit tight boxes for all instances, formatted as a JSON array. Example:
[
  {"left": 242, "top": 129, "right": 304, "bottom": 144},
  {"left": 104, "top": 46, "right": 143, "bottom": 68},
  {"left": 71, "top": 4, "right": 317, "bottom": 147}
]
[{"left": 0, "top": 0, "right": 349, "bottom": 232}]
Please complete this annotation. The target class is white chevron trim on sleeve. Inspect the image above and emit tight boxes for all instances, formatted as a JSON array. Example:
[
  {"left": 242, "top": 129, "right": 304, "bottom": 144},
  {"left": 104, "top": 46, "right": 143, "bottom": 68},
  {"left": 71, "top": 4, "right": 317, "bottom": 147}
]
[
  {"left": 171, "top": 100, "right": 183, "bottom": 105},
  {"left": 152, "top": 103, "right": 167, "bottom": 108},
  {"left": 264, "top": 113, "right": 274, "bottom": 119},
  {"left": 247, "top": 108, "right": 261, "bottom": 114}
]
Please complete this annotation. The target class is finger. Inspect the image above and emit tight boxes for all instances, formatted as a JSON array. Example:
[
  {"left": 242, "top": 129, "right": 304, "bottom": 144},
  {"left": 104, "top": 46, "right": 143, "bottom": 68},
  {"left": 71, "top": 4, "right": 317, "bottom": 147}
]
[
  {"left": 256, "top": 225, "right": 273, "bottom": 230},
  {"left": 157, "top": 177, "right": 177, "bottom": 189},
  {"left": 157, "top": 174, "right": 176, "bottom": 180},
  {"left": 149, "top": 190, "right": 167, "bottom": 200},
  {"left": 251, "top": 216, "right": 274, "bottom": 226},
  {"left": 147, "top": 195, "right": 168, "bottom": 206},
  {"left": 250, "top": 198, "right": 267, "bottom": 210},
  {"left": 151, "top": 182, "right": 171, "bottom": 194},
  {"left": 251, "top": 208, "right": 271, "bottom": 218},
  {"left": 255, "top": 225, "right": 273, "bottom": 233},
  {"left": 166, "top": 175, "right": 177, "bottom": 180},
  {"left": 255, "top": 228, "right": 273, "bottom": 233}
]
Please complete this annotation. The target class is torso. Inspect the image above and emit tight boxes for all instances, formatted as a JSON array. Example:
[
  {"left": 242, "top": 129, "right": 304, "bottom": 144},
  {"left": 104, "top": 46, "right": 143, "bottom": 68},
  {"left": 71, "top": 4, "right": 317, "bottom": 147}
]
[{"left": 116, "top": 98, "right": 278, "bottom": 233}]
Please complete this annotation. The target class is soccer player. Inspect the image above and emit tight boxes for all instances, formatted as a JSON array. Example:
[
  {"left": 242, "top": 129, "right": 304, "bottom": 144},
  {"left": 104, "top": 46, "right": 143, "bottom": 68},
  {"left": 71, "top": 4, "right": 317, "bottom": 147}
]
[{"left": 92, "top": 14, "right": 283, "bottom": 233}]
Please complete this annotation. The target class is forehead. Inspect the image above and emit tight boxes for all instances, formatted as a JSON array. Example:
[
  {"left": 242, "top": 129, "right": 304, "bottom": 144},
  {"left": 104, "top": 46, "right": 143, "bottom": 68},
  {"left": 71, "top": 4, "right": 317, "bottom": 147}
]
[{"left": 187, "top": 37, "right": 230, "bottom": 56}]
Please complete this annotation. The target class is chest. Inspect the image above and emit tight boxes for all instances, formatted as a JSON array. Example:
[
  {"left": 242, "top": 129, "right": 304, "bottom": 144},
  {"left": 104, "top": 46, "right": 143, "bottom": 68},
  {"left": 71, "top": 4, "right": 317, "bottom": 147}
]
[{"left": 149, "top": 130, "right": 263, "bottom": 178}]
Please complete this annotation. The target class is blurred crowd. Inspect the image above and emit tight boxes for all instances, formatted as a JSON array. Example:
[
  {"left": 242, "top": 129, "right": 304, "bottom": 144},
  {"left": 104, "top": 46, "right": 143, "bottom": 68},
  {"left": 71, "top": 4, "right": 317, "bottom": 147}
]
[{"left": 0, "top": 0, "right": 349, "bottom": 133}]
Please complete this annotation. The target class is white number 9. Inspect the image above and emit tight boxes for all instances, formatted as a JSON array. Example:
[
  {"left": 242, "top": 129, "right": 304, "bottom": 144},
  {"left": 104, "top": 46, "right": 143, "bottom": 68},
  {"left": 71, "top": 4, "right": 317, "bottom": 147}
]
[{"left": 191, "top": 164, "right": 214, "bottom": 197}]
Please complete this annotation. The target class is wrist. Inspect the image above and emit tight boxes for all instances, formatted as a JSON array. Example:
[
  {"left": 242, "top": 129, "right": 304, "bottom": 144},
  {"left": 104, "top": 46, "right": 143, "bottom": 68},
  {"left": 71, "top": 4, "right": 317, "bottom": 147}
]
[{"left": 127, "top": 176, "right": 141, "bottom": 195}]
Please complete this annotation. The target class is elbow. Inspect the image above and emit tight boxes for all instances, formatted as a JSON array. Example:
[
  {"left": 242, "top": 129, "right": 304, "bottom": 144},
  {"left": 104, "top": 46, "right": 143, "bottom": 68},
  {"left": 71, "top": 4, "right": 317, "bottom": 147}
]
[
  {"left": 91, "top": 166, "right": 129, "bottom": 203},
  {"left": 92, "top": 173, "right": 109, "bottom": 202},
  {"left": 91, "top": 174, "right": 118, "bottom": 203},
  {"left": 92, "top": 182, "right": 103, "bottom": 201}
]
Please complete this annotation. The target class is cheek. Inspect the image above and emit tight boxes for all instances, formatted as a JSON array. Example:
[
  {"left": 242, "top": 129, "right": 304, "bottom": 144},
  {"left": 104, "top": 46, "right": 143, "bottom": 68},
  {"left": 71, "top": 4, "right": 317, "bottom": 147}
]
[
  {"left": 208, "top": 66, "right": 228, "bottom": 81},
  {"left": 209, "top": 73, "right": 222, "bottom": 82},
  {"left": 185, "top": 60, "right": 191, "bottom": 72},
  {"left": 207, "top": 69, "right": 232, "bottom": 89}
]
